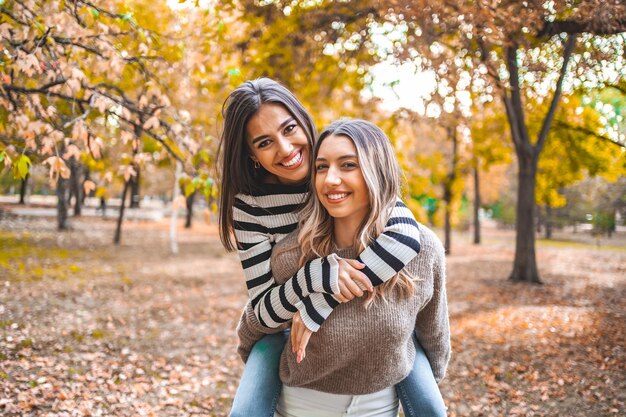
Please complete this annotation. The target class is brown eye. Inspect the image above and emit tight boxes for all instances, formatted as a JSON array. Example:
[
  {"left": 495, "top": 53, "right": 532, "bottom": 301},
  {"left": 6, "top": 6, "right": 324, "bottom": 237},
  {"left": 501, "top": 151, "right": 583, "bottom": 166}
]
[{"left": 257, "top": 139, "right": 271, "bottom": 148}]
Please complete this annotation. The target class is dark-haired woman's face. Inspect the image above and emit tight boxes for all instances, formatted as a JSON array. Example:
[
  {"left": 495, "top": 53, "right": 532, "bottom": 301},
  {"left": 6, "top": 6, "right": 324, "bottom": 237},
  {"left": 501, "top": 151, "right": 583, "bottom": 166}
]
[{"left": 246, "top": 103, "right": 310, "bottom": 185}]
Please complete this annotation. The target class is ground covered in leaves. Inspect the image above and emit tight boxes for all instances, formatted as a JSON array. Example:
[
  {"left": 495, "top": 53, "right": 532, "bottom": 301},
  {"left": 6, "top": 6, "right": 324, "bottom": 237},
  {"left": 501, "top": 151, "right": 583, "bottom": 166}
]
[{"left": 1, "top": 212, "right": 624, "bottom": 416}]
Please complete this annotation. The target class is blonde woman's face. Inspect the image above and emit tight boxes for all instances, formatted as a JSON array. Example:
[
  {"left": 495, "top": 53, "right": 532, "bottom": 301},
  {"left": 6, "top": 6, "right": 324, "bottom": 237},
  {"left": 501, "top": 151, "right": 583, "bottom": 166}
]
[
  {"left": 314, "top": 134, "right": 369, "bottom": 223},
  {"left": 246, "top": 103, "right": 310, "bottom": 185}
]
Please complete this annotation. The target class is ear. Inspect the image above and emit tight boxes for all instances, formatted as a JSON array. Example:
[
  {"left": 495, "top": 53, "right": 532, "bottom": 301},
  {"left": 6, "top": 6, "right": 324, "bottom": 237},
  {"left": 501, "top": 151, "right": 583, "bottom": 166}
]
[{"left": 250, "top": 155, "right": 259, "bottom": 163}]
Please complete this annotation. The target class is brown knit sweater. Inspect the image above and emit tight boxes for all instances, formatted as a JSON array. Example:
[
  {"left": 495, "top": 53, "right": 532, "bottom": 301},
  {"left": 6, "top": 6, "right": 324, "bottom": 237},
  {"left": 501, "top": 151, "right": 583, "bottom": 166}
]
[{"left": 236, "top": 224, "right": 450, "bottom": 395}]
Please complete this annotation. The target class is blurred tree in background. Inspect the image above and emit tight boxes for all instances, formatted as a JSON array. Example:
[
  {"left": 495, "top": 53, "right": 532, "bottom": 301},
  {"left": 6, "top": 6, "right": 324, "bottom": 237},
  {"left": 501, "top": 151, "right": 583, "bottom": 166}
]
[{"left": 1, "top": 0, "right": 624, "bottom": 280}]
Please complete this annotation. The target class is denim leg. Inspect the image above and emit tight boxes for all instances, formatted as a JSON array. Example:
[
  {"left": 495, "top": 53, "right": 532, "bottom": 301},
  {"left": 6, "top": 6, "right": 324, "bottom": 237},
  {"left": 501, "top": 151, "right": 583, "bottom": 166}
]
[
  {"left": 230, "top": 332, "right": 287, "bottom": 417},
  {"left": 395, "top": 336, "right": 447, "bottom": 417}
]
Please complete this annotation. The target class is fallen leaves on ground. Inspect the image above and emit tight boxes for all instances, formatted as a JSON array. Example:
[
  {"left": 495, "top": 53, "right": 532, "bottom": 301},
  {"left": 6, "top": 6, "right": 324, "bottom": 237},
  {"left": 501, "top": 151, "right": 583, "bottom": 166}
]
[{"left": 1, "top": 215, "right": 624, "bottom": 416}]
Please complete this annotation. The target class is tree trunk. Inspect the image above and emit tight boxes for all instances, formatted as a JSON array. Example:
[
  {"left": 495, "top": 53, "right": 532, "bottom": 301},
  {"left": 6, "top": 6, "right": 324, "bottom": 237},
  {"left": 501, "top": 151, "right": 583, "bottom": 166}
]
[
  {"left": 504, "top": 35, "right": 576, "bottom": 284},
  {"left": 69, "top": 158, "right": 82, "bottom": 217},
  {"left": 19, "top": 174, "right": 29, "bottom": 204},
  {"left": 473, "top": 165, "right": 481, "bottom": 244},
  {"left": 185, "top": 190, "right": 196, "bottom": 229},
  {"left": 443, "top": 126, "right": 458, "bottom": 255},
  {"left": 536, "top": 205, "right": 542, "bottom": 234},
  {"left": 545, "top": 205, "right": 553, "bottom": 239},
  {"left": 170, "top": 161, "right": 183, "bottom": 254},
  {"left": 99, "top": 196, "right": 107, "bottom": 217},
  {"left": 130, "top": 165, "right": 141, "bottom": 208},
  {"left": 509, "top": 158, "right": 541, "bottom": 283},
  {"left": 82, "top": 168, "right": 91, "bottom": 205},
  {"left": 114, "top": 180, "right": 131, "bottom": 245},
  {"left": 56, "top": 177, "right": 69, "bottom": 230}
]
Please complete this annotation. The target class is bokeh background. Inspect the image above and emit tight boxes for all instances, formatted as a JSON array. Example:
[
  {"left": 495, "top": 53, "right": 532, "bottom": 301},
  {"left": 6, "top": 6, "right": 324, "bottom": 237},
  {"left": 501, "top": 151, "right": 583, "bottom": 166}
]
[{"left": 1, "top": 1, "right": 624, "bottom": 416}]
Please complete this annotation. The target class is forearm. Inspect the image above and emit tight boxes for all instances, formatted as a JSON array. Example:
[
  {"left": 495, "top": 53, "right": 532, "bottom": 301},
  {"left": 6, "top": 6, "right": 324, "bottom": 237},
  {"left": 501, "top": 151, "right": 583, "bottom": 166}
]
[
  {"left": 236, "top": 218, "right": 341, "bottom": 329},
  {"left": 242, "top": 251, "right": 341, "bottom": 328},
  {"left": 294, "top": 292, "right": 341, "bottom": 332},
  {"left": 236, "top": 302, "right": 288, "bottom": 363},
  {"left": 356, "top": 199, "right": 421, "bottom": 286}
]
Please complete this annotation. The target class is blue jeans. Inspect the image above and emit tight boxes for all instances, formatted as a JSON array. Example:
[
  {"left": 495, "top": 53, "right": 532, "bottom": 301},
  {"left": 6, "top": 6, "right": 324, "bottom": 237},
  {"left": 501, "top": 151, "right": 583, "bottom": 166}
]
[
  {"left": 230, "top": 332, "right": 287, "bottom": 417},
  {"left": 231, "top": 333, "right": 446, "bottom": 417},
  {"left": 395, "top": 337, "right": 447, "bottom": 417}
]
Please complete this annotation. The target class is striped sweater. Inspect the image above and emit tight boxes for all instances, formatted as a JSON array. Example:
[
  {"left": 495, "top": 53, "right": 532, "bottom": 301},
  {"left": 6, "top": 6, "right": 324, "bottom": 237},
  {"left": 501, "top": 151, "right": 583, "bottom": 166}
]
[{"left": 233, "top": 182, "right": 421, "bottom": 332}]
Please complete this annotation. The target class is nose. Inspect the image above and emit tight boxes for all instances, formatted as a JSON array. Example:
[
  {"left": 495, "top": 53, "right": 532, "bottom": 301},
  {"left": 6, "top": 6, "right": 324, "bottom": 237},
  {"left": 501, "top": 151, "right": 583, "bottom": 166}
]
[
  {"left": 276, "top": 136, "right": 294, "bottom": 158},
  {"left": 325, "top": 166, "right": 342, "bottom": 186}
]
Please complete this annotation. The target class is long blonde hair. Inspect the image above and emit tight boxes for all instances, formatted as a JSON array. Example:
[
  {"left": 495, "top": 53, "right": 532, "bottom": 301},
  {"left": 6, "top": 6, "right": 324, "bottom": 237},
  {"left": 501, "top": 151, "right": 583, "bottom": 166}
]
[{"left": 298, "top": 119, "right": 417, "bottom": 307}]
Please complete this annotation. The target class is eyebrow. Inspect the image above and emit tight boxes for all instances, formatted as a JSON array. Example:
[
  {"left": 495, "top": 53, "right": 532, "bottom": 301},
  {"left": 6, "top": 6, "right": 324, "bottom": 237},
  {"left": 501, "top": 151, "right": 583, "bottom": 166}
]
[
  {"left": 251, "top": 117, "right": 296, "bottom": 145},
  {"left": 316, "top": 154, "right": 357, "bottom": 161}
]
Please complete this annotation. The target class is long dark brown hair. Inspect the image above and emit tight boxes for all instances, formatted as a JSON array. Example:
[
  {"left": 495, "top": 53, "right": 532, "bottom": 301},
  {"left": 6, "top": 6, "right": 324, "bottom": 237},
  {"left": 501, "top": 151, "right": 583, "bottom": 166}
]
[{"left": 217, "top": 78, "right": 317, "bottom": 251}]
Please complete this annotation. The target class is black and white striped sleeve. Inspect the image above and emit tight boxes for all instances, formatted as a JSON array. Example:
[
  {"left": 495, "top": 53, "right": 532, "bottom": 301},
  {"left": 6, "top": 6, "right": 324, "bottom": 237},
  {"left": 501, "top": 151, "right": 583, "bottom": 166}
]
[
  {"left": 295, "top": 198, "right": 422, "bottom": 332},
  {"left": 355, "top": 198, "right": 421, "bottom": 286},
  {"left": 234, "top": 195, "right": 341, "bottom": 329}
]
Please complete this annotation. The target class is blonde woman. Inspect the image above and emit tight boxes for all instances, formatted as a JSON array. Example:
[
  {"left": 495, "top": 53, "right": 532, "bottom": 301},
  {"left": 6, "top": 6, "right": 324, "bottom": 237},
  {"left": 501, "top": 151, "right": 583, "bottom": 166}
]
[{"left": 237, "top": 119, "right": 450, "bottom": 416}]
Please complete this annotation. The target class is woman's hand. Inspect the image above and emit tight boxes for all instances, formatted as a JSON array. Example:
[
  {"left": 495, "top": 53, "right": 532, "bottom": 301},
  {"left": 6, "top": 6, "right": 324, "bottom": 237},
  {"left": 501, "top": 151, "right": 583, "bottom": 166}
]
[
  {"left": 334, "top": 258, "right": 373, "bottom": 303},
  {"left": 291, "top": 311, "right": 313, "bottom": 363}
]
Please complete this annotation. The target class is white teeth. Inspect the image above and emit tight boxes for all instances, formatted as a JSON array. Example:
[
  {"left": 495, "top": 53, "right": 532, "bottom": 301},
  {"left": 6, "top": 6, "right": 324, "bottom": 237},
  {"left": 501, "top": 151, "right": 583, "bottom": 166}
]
[
  {"left": 327, "top": 193, "right": 348, "bottom": 200},
  {"left": 281, "top": 151, "right": 302, "bottom": 167}
]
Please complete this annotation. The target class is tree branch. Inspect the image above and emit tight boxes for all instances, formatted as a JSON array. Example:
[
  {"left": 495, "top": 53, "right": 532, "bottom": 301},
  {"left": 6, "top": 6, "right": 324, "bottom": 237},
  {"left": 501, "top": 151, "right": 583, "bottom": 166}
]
[
  {"left": 535, "top": 34, "right": 577, "bottom": 156},
  {"left": 553, "top": 119, "right": 625, "bottom": 149},
  {"left": 538, "top": 17, "right": 626, "bottom": 38},
  {"left": 502, "top": 91, "right": 522, "bottom": 151},
  {"left": 114, "top": 113, "right": 185, "bottom": 164},
  {"left": 505, "top": 44, "right": 532, "bottom": 157},
  {"left": 2, "top": 79, "right": 67, "bottom": 94}
]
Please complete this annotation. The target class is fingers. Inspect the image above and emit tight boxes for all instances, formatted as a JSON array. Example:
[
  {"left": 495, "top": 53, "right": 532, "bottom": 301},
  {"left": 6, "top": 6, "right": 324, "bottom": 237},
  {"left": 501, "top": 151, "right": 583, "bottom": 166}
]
[
  {"left": 338, "top": 258, "right": 373, "bottom": 293},
  {"left": 291, "top": 313, "right": 312, "bottom": 364},
  {"left": 338, "top": 280, "right": 358, "bottom": 301},
  {"left": 297, "top": 329, "right": 312, "bottom": 364},
  {"left": 291, "top": 313, "right": 305, "bottom": 353},
  {"left": 344, "top": 258, "right": 365, "bottom": 270},
  {"left": 342, "top": 278, "right": 364, "bottom": 298},
  {"left": 334, "top": 292, "right": 349, "bottom": 303},
  {"left": 350, "top": 271, "right": 373, "bottom": 293}
]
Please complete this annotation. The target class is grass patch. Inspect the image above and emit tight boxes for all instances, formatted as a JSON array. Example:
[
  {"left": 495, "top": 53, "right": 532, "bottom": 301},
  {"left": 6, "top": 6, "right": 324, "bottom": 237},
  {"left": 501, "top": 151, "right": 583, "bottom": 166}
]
[
  {"left": 537, "top": 238, "right": 626, "bottom": 252},
  {"left": 68, "top": 366, "right": 86, "bottom": 377},
  {"left": 0, "top": 231, "right": 87, "bottom": 281},
  {"left": 90, "top": 329, "right": 109, "bottom": 339},
  {"left": 16, "top": 339, "right": 33, "bottom": 350},
  {"left": 70, "top": 330, "right": 84, "bottom": 342}
]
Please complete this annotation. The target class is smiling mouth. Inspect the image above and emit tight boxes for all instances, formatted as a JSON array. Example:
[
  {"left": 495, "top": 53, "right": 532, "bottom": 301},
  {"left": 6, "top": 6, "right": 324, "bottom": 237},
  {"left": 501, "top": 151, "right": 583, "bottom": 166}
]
[
  {"left": 326, "top": 192, "right": 350, "bottom": 202},
  {"left": 280, "top": 150, "right": 303, "bottom": 168}
]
